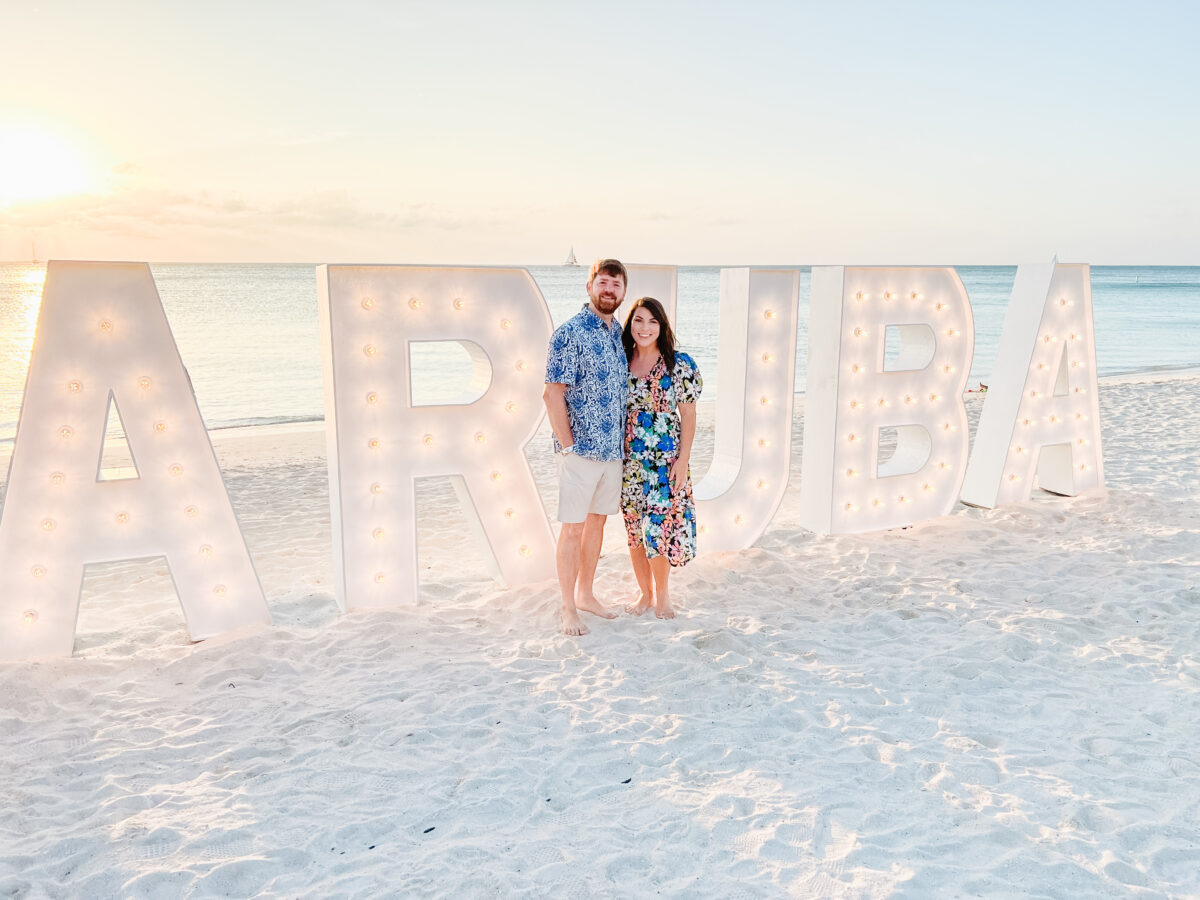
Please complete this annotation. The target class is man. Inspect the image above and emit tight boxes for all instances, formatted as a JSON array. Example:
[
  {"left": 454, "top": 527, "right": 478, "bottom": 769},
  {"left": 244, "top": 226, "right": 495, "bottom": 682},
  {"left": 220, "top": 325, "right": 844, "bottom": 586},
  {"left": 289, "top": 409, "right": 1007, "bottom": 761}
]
[{"left": 543, "top": 258, "right": 629, "bottom": 635}]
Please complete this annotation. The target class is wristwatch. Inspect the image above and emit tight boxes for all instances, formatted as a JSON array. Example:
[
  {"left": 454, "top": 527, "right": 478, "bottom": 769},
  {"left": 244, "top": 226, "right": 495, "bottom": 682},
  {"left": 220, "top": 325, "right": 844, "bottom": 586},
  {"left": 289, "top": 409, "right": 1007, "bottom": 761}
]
[{"left": 559, "top": 444, "right": 574, "bottom": 457}]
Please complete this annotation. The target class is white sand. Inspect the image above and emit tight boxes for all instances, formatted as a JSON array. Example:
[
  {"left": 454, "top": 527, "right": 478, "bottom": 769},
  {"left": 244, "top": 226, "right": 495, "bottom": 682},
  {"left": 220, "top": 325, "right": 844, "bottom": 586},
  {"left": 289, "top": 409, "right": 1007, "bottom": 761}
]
[{"left": 2, "top": 375, "right": 1199, "bottom": 897}]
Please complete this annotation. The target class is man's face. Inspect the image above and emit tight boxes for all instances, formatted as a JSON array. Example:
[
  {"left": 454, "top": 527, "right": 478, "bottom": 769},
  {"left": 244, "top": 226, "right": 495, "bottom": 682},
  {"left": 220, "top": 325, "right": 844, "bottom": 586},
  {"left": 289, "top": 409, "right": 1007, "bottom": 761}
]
[{"left": 587, "top": 270, "right": 626, "bottom": 316}]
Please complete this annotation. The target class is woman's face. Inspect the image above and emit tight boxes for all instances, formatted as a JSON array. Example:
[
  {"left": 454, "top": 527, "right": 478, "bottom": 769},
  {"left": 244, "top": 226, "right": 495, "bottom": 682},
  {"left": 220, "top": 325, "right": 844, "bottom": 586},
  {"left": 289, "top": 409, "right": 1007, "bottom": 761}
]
[{"left": 630, "top": 306, "right": 660, "bottom": 351}]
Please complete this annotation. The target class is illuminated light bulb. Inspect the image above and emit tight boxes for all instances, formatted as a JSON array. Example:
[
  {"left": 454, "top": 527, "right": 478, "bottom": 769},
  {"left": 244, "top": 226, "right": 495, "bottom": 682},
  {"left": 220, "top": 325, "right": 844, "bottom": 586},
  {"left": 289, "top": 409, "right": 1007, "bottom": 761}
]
[
  {"left": 851, "top": 364, "right": 862, "bottom": 374},
  {"left": 504, "top": 508, "right": 516, "bottom": 519},
  {"left": 1073, "top": 387, "right": 1084, "bottom": 394},
  {"left": 911, "top": 291, "right": 923, "bottom": 300},
  {"left": 1049, "top": 415, "right": 1059, "bottom": 424},
  {"left": 505, "top": 401, "right": 518, "bottom": 413},
  {"left": 213, "top": 584, "right": 227, "bottom": 598},
  {"left": 1023, "top": 418, "right": 1035, "bottom": 427},
  {"left": 1060, "top": 297, "right": 1073, "bottom": 307},
  {"left": 936, "top": 302, "right": 946, "bottom": 311},
  {"left": 199, "top": 544, "right": 213, "bottom": 558},
  {"left": 855, "top": 291, "right": 866, "bottom": 301},
  {"left": 138, "top": 376, "right": 152, "bottom": 390},
  {"left": 474, "top": 432, "right": 487, "bottom": 444},
  {"left": 943, "top": 365, "right": 955, "bottom": 374},
  {"left": 760, "top": 396, "right": 770, "bottom": 405},
  {"left": 846, "top": 467, "right": 857, "bottom": 477},
  {"left": 848, "top": 433, "right": 859, "bottom": 443},
  {"left": 40, "top": 518, "right": 56, "bottom": 532},
  {"left": 854, "top": 327, "right": 866, "bottom": 337},
  {"left": 1030, "top": 390, "right": 1041, "bottom": 399},
  {"left": 453, "top": 297, "right": 466, "bottom": 311},
  {"left": 1072, "top": 361, "right": 1081, "bottom": 368},
  {"left": 872, "top": 498, "right": 883, "bottom": 508},
  {"left": 884, "top": 291, "right": 894, "bottom": 301},
  {"left": 1043, "top": 335, "right": 1052, "bottom": 344},
  {"left": 67, "top": 380, "right": 82, "bottom": 393},
  {"left": 942, "top": 423, "right": 953, "bottom": 431},
  {"left": 938, "top": 461, "right": 949, "bottom": 469},
  {"left": 877, "top": 398, "right": 889, "bottom": 408},
  {"left": 733, "top": 515, "right": 745, "bottom": 525},
  {"left": 408, "top": 297, "right": 423, "bottom": 310},
  {"left": 899, "top": 495, "right": 911, "bottom": 504},
  {"left": 904, "top": 395, "right": 915, "bottom": 405},
  {"left": 758, "top": 438, "right": 772, "bottom": 448},
  {"left": 1079, "top": 463, "right": 1089, "bottom": 471},
  {"left": 422, "top": 434, "right": 434, "bottom": 446},
  {"left": 58, "top": 426, "right": 74, "bottom": 440},
  {"left": 361, "top": 297, "right": 375, "bottom": 311},
  {"left": 519, "top": 545, "right": 532, "bottom": 557},
  {"left": 756, "top": 480, "right": 768, "bottom": 489},
  {"left": 699, "top": 525, "right": 710, "bottom": 534},
  {"left": 1069, "top": 333, "right": 1078, "bottom": 342},
  {"left": 844, "top": 502, "right": 857, "bottom": 512},
  {"left": 366, "top": 391, "right": 380, "bottom": 405},
  {"left": 370, "top": 482, "right": 383, "bottom": 495},
  {"left": 763, "top": 309, "right": 777, "bottom": 320},
  {"left": 368, "top": 437, "right": 381, "bottom": 450},
  {"left": 50, "top": 471, "right": 65, "bottom": 485},
  {"left": 22, "top": 610, "right": 38, "bottom": 626},
  {"left": 1016, "top": 446, "right": 1026, "bottom": 454},
  {"left": 947, "top": 328, "right": 958, "bottom": 337},
  {"left": 849, "top": 400, "right": 862, "bottom": 410},
  {"left": 1037, "top": 363, "right": 1047, "bottom": 371},
  {"left": 922, "top": 483, "right": 933, "bottom": 492},
  {"left": 762, "top": 353, "right": 775, "bottom": 363},
  {"left": 363, "top": 343, "right": 378, "bottom": 358},
  {"left": 515, "top": 359, "right": 528, "bottom": 372},
  {"left": 500, "top": 318, "right": 513, "bottom": 330},
  {"left": 115, "top": 511, "right": 129, "bottom": 525},
  {"left": 929, "top": 393, "right": 940, "bottom": 402},
  {"left": 185, "top": 505, "right": 199, "bottom": 517},
  {"left": 98, "top": 318, "right": 114, "bottom": 333},
  {"left": 168, "top": 464, "right": 183, "bottom": 476},
  {"left": 1076, "top": 413, "right": 1086, "bottom": 421},
  {"left": 30, "top": 565, "right": 46, "bottom": 578},
  {"left": 374, "top": 573, "right": 386, "bottom": 584},
  {"left": 154, "top": 421, "right": 167, "bottom": 433},
  {"left": 1008, "top": 473, "right": 1021, "bottom": 482},
  {"left": 490, "top": 471, "right": 502, "bottom": 481},
  {"left": 373, "top": 528, "right": 385, "bottom": 541},
  {"left": 1077, "top": 438, "right": 1088, "bottom": 446}
]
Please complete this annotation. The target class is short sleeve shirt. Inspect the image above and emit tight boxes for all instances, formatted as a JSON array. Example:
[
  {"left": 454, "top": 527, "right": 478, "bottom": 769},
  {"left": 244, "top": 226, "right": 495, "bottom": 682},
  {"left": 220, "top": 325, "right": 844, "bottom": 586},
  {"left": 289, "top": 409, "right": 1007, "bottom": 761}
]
[{"left": 545, "top": 303, "right": 628, "bottom": 461}]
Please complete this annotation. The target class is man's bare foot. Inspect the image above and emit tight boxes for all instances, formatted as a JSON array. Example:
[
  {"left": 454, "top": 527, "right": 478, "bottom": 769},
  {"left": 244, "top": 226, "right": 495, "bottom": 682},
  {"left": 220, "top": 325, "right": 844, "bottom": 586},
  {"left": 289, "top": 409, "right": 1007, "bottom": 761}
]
[
  {"left": 575, "top": 594, "right": 618, "bottom": 619},
  {"left": 626, "top": 593, "right": 653, "bottom": 616},
  {"left": 561, "top": 608, "right": 589, "bottom": 636},
  {"left": 655, "top": 595, "right": 676, "bottom": 619}
]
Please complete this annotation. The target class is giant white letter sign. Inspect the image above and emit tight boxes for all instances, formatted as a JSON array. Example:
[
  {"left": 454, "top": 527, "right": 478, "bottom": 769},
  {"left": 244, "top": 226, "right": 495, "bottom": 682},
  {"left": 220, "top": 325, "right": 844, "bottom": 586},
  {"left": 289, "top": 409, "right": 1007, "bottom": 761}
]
[
  {"left": 799, "top": 267, "right": 974, "bottom": 534},
  {"left": 0, "top": 262, "right": 269, "bottom": 661},
  {"left": 621, "top": 264, "right": 678, "bottom": 325},
  {"left": 961, "top": 262, "right": 1103, "bottom": 507},
  {"left": 695, "top": 268, "right": 800, "bottom": 553},
  {"left": 318, "top": 265, "right": 555, "bottom": 611}
]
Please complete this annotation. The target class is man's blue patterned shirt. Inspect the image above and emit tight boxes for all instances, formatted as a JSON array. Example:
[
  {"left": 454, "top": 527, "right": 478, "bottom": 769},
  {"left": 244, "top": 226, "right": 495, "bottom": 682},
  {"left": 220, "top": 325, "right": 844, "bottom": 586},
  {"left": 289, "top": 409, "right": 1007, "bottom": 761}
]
[{"left": 545, "top": 303, "right": 628, "bottom": 461}]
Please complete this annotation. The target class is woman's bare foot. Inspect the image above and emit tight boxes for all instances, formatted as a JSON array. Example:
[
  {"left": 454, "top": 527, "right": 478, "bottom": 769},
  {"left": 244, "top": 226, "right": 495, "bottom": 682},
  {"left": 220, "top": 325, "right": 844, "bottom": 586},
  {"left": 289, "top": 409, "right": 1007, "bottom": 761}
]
[
  {"left": 626, "top": 593, "right": 654, "bottom": 615},
  {"left": 655, "top": 593, "right": 676, "bottom": 619}
]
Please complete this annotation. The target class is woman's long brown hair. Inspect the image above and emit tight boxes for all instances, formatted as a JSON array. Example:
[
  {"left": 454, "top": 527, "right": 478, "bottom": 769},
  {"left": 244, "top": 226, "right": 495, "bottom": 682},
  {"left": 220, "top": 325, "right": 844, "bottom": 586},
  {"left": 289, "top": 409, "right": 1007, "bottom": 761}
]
[{"left": 621, "top": 296, "right": 676, "bottom": 373}]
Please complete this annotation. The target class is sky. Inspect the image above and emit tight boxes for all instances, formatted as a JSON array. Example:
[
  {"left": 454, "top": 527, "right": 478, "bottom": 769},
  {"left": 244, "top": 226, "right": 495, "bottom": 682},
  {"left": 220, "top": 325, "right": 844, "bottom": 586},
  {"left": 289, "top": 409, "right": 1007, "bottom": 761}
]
[{"left": 1, "top": 0, "right": 1197, "bottom": 265}]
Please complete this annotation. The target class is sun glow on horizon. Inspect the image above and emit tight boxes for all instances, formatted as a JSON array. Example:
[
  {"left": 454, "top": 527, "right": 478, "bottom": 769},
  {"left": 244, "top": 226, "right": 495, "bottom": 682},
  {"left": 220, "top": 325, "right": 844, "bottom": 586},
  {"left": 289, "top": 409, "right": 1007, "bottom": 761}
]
[{"left": 0, "top": 127, "right": 92, "bottom": 205}]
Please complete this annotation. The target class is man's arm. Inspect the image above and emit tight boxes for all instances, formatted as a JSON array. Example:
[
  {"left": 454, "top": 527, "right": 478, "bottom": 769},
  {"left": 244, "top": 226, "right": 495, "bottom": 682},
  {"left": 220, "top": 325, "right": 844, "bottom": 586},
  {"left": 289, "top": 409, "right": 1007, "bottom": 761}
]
[{"left": 543, "top": 382, "right": 574, "bottom": 450}]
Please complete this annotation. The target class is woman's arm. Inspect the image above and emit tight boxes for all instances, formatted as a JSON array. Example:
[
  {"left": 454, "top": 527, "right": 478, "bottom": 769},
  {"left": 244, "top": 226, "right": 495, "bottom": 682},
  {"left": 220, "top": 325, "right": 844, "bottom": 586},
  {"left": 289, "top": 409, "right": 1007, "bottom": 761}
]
[{"left": 670, "top": 401, "right": 696, "bottom": 494}]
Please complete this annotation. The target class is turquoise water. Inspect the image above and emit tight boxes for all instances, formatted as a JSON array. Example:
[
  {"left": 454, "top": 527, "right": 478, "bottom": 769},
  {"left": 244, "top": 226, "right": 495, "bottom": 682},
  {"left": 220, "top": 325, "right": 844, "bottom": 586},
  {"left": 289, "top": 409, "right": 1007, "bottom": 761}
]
[{"left": 2, "top": 263, "right": 1198, "bottom": 442}]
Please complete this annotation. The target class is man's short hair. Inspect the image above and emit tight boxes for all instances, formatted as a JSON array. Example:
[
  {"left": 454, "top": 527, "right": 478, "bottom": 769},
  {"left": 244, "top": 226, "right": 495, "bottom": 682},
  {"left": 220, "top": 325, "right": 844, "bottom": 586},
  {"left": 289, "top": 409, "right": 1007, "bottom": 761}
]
[{"left": 588, "top": 258, "right": 628, "bottom": 286}]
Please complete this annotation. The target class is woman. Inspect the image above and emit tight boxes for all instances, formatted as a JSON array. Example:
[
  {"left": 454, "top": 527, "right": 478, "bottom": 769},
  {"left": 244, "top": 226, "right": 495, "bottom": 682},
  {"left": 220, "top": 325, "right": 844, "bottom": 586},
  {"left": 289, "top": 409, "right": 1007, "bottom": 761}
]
[{"left": 620, "top": 297, "right": 703, "bottom": 618}]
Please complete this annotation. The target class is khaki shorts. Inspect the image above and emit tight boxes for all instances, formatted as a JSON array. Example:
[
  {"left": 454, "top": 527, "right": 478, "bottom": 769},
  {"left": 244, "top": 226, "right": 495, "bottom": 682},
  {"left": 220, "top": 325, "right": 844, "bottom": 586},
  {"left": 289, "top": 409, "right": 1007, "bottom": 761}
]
[{"left": 557, "top": 453, "right": 623, "bottom": 523}]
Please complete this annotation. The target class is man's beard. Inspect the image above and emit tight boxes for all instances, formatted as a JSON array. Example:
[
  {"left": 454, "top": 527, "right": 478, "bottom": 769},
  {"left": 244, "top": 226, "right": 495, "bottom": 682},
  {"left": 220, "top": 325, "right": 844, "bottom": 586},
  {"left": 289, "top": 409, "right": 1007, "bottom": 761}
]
[{"left": 593, "top": 294, "right": 622, "bottom": 314}]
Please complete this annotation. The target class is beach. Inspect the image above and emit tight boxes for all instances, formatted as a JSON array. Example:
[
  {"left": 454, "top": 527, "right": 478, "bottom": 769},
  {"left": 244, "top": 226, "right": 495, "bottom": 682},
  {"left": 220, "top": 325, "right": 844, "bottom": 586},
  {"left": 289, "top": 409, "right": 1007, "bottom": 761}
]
[{"left": 2, "top": 372, "right": 1198, "bottom": 896}]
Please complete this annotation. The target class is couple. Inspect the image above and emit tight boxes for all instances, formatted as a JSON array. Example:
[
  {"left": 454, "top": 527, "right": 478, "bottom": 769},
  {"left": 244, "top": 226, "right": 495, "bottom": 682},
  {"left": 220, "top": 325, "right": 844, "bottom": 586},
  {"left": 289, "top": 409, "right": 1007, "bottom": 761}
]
[{"left": 543, "top": 258, "right": 703, "bottom": 636}]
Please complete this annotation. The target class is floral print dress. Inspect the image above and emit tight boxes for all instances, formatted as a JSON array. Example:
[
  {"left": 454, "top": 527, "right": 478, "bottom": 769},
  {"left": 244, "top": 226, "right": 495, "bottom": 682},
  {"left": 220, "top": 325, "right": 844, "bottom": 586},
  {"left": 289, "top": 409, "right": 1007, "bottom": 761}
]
[{"left": 621, "top": 352, "right": 703, "bottom": 566}]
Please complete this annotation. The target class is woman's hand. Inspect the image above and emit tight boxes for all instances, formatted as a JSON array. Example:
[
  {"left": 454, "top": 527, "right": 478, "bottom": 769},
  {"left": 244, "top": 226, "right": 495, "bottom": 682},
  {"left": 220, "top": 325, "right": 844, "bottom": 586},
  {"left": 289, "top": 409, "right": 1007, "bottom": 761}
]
[{"left": 670, "top": 457, "right": 689, "bottom": 496}]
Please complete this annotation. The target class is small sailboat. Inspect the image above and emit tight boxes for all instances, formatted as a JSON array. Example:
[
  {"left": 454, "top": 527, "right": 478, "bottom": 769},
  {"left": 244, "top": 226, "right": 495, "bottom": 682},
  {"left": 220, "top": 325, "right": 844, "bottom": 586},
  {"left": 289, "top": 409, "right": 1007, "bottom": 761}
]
[{"left": 564, "top": 246, "right": 579, "bottom": 266}]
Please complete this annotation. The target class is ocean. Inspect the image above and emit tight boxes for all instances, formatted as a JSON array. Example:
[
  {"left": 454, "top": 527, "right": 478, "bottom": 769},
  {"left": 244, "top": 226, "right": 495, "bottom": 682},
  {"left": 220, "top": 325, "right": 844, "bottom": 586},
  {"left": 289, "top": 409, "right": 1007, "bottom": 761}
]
[{"left": 2, "top": 263, "right": 1198, "bottom": 443}]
